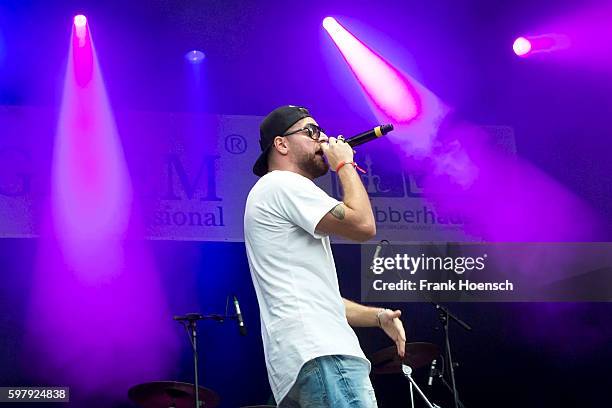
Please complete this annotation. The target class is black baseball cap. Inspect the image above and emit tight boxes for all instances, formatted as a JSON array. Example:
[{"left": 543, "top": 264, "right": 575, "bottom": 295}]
[{"left": 253, "top": 105, "right": 312, "bottom": 177}]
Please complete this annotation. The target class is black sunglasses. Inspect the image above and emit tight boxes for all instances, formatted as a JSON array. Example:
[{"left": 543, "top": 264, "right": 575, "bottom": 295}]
[{"left": 282, "top": 123, "right": 325, "bottom": 141}]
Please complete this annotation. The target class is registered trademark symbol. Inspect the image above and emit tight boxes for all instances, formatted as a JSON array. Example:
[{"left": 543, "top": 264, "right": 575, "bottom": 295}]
[{"left": 225, "top": 134, "right": 247, "bottom": 154}]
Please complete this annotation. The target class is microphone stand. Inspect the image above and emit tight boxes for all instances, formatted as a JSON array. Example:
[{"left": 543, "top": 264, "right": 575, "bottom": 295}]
[
  {"left": 437, "top": 375, "right": 467, "bottom": 408},
  {"left": 188, "top": 317, "right": 201, "bottom": 408},
  {"left": 432, "top": 303, "right": 471, "bottom": 408},
  {"left": 402, "top": 365, "right": 436, "bottom": 408},
  {"left": 174, "top": 313, "right": 237, "bottom": 408}
]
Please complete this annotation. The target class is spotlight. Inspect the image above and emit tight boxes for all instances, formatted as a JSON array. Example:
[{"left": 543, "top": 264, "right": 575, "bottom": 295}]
[
  {"left": 185, "top": 50, "right": 206, "bottom": 64},
  {"left": 73, "top": 14, "right": 88, "bottom": 46},
  {"left": 322, "top": 17, "right": 336, "bottom": 30},
  {"left": 322, "top": 16, "right": 420, "bottom": 122},
  {"left": 513, "top": 34, "right": 570, "bottom": 58},
  {"left": 74, "top": 14, "right": 87, "bottom": 28},
  {"left": 322, "top": 16, "right": 343, "bottom": 35},
  {"left": 513, "top": 36, "right": 532, "bottom": 57}
]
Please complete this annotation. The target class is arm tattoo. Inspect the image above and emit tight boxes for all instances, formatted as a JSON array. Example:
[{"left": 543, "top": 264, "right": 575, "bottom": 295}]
[{"left": 330, "top": 204, "right": 346, "bottom": 220}]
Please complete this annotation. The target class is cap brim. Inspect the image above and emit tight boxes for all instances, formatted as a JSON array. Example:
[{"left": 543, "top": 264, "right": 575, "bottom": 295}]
[{"left": 252, "top": 146, "right": 271, "bottom": 177}]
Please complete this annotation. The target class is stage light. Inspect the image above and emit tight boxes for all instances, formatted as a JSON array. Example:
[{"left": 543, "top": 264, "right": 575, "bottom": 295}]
[
  {"left": 322, "top": 17, "right": 336, "bottom": 30},
  {"left": 73, "top": 14, "right": 88, "bottom": 47},
  {"left": 55, "top": 14, "right": 132, "bottom": 275},
  {"left": 513, "top": 36, "right": 532, "bottom": 56},
  {"left": 513, "top": 34, "right": 571, "bottom": 58},
  {"left": 185, "top": 50, "right": 206, "bottom": 64},
  {"left": 322, "top": 17, "right": 419, "bottom": 123},
  {"left": 27, "top": 16, "right": 178, "bottom": 399},
  {"left": 74, "top": 14, "right": 87, "bottom": 28}
]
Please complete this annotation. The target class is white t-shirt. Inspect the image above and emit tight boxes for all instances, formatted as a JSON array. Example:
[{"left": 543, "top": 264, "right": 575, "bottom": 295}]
[{"left": 244, "top": 170, "right": 368, "bottom": 404}]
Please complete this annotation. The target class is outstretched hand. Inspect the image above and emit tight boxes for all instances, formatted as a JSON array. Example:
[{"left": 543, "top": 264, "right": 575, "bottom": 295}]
[{"left": 379, "top": 309, "right": 406, "bottom": 358}]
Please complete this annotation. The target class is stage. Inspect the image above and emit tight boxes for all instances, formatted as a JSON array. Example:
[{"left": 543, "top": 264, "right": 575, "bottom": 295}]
[{"left": 0, "top": 1, "right": 611, "bottom": 407}]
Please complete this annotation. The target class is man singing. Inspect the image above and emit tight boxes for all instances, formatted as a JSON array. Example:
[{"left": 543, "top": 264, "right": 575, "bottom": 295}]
[{"left": 244, "top": 105, "right": 406, "bottom": 407}]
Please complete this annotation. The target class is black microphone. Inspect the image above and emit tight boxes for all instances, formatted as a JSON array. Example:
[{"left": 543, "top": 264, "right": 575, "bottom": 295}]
[
  {"left": 345, "top": 124, "right": 394, "bottom": 147},
  {"left": 428, "top": 359, "right": 437, "bottom": 386},
  {"left": 173, "top": 313, "right": 203, "bottom": 321},
  {"left": 233, "top": 296, "right": 247, "bottom": 336}
]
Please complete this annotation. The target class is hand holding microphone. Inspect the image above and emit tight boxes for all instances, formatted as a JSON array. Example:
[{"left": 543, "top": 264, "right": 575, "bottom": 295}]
[
  {"left": 321, "top": 136, "right": 354, "bottom": 172},
  {"left": 322, "top": 124, "right": 394, "bottom": 172}
]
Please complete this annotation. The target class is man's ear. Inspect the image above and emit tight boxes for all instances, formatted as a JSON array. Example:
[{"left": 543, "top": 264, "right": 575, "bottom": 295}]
[{"left": 273, "top": 136, "right": 289, "bottom": 155}]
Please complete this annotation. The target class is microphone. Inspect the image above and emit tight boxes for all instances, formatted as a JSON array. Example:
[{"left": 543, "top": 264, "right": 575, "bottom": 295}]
[
  {"left": 428, "top": 359, "right": 437, "bottom": 386},
  {"left": 345, "top": 124, "right": 394, "bottom": 147},
  {"left": 173, "top": 313, "right": 203, "bottom": 321},
  {"left": 233, "top": 296, "right": 247, "bottom": 336},
  {"left": 369, "top": 240, "right": 388, "bottom": 273}
]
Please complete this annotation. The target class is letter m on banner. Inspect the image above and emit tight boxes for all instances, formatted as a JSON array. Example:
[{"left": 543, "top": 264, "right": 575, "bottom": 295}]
[{"left": 162, "top": 154, "right": 221, "bottom": 201}]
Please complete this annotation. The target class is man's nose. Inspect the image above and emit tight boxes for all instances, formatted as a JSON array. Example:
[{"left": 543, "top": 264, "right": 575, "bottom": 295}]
[{"left": 318, "top": 132, "right": 329, "bottom": 143}]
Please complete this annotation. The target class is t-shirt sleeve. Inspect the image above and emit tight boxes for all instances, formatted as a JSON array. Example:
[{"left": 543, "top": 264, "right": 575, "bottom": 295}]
[{"left": 272, "top": 173, "right": 341, "bottom": 239}]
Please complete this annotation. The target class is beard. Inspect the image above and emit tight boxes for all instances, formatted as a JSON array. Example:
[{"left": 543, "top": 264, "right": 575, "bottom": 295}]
[{"left": 296, "top": 151, "right": 329, "bottom": 179}]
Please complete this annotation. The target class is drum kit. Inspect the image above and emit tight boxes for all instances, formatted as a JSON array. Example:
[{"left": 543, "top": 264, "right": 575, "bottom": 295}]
[
  {"left": 128, "top": 381, "right": 220, "bottom": 408},
  {"left": 368, "top": 303, "right": 471, "bottom": 408},
  {"left": 128, "top": 303, "right": 470, "bottom": 408}
]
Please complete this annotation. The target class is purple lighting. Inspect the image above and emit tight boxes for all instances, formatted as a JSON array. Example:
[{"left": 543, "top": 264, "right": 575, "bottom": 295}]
[
  {"left": 513, "top": 36, "right": 532, "bottom": 56},
  {"left": 73, "top": 15, "right": 87, "bottom": 47},
  {"left": 323, "top": 17, "right": 449, "bottom": 159},
  {"left": 53, "top": 28, "right": 132, "bottom": 267},
  {"left": 25, "top": 17, "right": 178, "bottom": 402},
  {"left": 185, "top": 49, "right": 206, "bottom": 64},
  {"left": 513, "top": 34, "right": 570, "bottom": 58},
  {"left": 324, "top": 19, "right": 600, "bottom": 242},
  {"left": 514, "top": 3, "right": 612, "bottom": 68},
  {"left": 323, "top": 17, "right": 420, "bottom": 123}
]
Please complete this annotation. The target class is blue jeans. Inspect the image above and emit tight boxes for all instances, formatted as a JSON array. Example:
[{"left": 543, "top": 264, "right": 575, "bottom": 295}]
[{"left": 279, "top": 355, "right": 378, "bottom": 408}]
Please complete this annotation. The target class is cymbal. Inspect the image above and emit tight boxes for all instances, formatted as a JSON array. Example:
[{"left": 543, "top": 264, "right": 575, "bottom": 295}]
[
  {"left": 370, "top": 342, "right": 440, "bottom": 375},
  {"left": 128, "top": 381, "right": 220, "bottom": 408}
]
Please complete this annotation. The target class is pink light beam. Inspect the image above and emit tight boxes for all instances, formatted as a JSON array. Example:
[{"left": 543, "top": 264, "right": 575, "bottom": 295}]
[
  {"left": 323, "top": 16, "right": 449, "bottom": 160},
  {"left": 513, "top": 34, "right": 570, "bottom": 57},
  {"left": 323, "top": 17, "right": 601, "bottom": 242},
  {"left": 322, "top": 17, "right": 420, "bottom": 123},
  {"left": 51, "top": 22, "right": 133, "bottom": 280},
  {"left": 26, "top": 19, "right": 178, "bottom": 402}
]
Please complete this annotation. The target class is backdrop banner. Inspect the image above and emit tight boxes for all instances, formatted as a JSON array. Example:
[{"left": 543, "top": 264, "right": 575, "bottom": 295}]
[{"left": 0, "top": 106, "right": 515, "bottom": 243}]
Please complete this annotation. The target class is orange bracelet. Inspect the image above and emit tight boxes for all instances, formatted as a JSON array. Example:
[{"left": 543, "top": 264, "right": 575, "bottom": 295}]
[{"left": 336, "top": 161, "right": 366, "bottom": 174}]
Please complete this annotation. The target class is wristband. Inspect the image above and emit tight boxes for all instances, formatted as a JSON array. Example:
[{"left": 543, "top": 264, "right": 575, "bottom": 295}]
[
  {"left": 335, "top": 161, "right": 366, "bottom": 174},
  {"left": 376, "top": 308, "right": 388, "bottom": 327}
]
